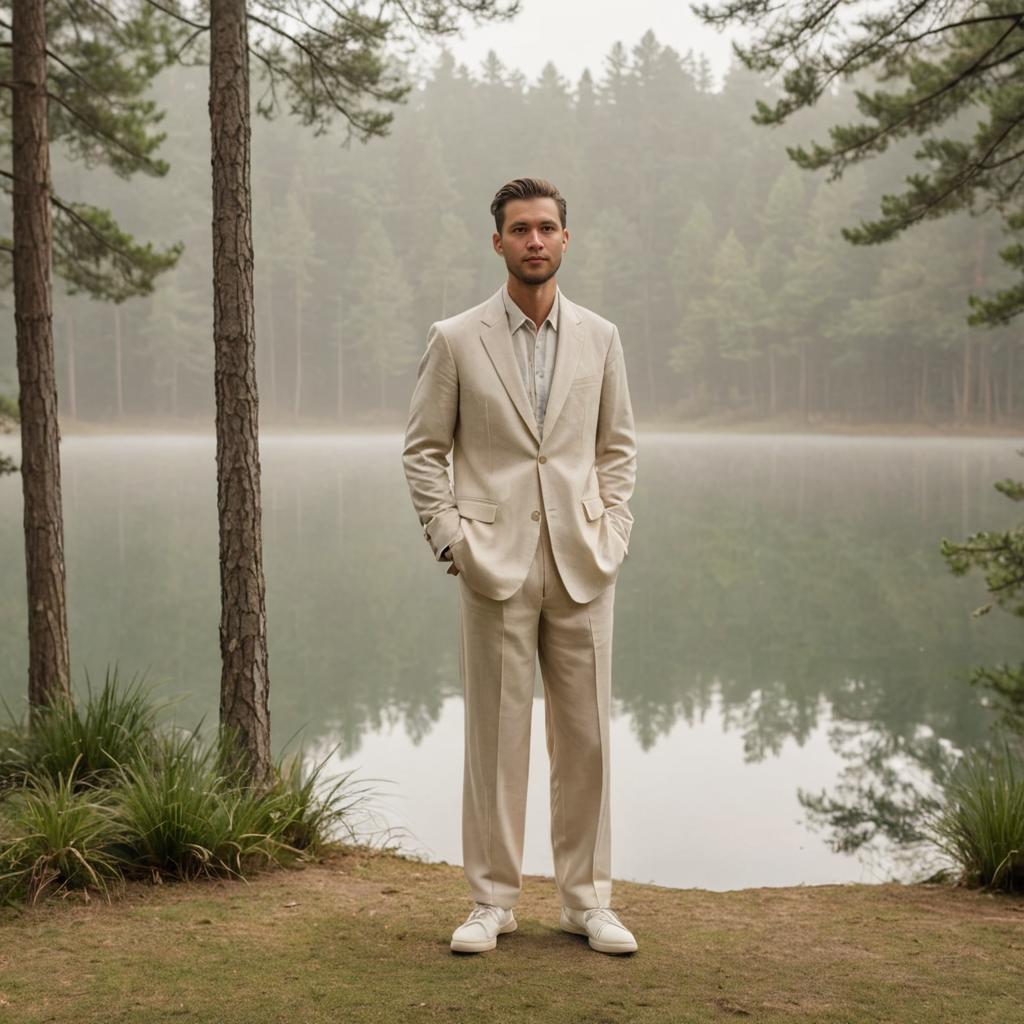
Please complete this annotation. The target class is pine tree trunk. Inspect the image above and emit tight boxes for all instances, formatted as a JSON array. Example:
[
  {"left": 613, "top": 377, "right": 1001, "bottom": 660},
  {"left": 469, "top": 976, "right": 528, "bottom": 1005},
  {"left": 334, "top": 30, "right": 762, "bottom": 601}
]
[
  {"left": 209, "top": 0, "right": 272, "bottom": 791},
  {"left": 12, "top": 0, "right": 72, "bottom": 713}
]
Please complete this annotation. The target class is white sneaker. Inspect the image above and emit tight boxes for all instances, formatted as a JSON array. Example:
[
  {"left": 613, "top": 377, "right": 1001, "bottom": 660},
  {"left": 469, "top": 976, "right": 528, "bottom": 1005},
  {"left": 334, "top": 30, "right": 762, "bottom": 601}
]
[
  {"left": 560, "top": 905, "right": 638, "bottom": 954},
  {"left": 450, "top": 902, "right": 518, "bottom": 953}
]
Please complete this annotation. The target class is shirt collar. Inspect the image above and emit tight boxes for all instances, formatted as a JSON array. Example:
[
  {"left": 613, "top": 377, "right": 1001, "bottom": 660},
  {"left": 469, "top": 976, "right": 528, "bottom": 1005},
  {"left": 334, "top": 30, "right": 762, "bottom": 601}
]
[{"left": 502, "top": 281, "right": 560, "bottom": 335}]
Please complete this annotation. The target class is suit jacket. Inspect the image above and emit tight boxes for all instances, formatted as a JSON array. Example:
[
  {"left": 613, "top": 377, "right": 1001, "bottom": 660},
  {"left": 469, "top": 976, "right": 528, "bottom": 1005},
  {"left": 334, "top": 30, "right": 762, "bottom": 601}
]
[{"left": 402, "top": 285, "right": 637, "bottom": 603}]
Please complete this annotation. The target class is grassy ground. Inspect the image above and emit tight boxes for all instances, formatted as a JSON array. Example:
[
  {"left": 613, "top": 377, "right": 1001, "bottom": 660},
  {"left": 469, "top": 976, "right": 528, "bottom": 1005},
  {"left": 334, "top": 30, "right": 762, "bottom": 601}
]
[{"left": 1, "top": 845, "right": 1021, "bottom": 1024}]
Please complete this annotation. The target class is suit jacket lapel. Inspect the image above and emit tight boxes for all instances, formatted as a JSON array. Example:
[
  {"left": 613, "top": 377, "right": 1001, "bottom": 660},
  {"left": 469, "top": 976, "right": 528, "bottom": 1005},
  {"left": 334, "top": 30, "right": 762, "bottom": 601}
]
[
  {"left": 479, "top": 288, "right": 540, "bottom": 445},
  {"left": 478, "top": 286, "right": 585, "bottom": 446},
  {"left": 539, "top": 293, "right": 584, "bottom": 441}
]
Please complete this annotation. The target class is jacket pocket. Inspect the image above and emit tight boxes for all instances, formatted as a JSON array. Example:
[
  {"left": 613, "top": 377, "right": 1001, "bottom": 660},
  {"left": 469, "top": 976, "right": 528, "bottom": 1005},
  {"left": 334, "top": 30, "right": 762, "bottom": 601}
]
[
  {"left": 581, "top": 496, "right": 605, "bottom": 521},
  {"left": 456, "top": 496, "right": 498, "bottom": 523}
]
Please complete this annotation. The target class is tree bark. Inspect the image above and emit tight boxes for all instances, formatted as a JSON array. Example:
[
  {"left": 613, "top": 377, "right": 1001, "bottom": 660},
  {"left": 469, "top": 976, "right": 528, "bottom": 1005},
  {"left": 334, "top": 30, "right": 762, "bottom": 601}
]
[
  {"left": 209, "top": 0, "right": 272, "bottom": 790},
  {"left": 12, "top": 0, "right": 72, "bottom": 714}
]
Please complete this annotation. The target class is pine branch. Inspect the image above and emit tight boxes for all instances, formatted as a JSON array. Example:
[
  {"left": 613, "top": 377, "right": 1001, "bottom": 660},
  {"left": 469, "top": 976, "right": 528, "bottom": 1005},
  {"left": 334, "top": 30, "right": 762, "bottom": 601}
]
[
  {"left": 45, "top": 88, "right": 165, "bottom": 174},
  {"left": 141, "top": 0, "right": 209, "bottom": 31}
]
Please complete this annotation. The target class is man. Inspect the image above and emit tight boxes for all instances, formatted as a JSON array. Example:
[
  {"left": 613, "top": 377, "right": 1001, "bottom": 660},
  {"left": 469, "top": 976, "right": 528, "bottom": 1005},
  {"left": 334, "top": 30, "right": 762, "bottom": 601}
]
[{"left": 402, "top": 177, "right": 638, "bottom": 955}]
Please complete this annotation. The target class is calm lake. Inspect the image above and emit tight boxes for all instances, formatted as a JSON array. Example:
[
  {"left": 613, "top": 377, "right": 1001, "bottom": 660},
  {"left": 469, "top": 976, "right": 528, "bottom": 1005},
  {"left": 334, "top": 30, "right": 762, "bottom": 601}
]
[{"left": 1, "top": 431, "right": 1021, "bottom": 891}]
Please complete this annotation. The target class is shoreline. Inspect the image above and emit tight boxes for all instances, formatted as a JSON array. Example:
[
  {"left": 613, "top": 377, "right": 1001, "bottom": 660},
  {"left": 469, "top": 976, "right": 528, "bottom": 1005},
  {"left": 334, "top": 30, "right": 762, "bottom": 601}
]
[{"left": 2, "top": 414, "right": 1022, "bottom": 440}]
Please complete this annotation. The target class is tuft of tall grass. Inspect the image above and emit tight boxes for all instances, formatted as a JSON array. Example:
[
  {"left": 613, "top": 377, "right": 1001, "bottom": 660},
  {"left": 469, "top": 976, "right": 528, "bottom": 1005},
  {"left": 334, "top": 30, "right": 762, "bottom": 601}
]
[
  {"left": 0, "top": 666, "right": 173, "bottom": 790},
  {"left": 269, "top": 741, "right": 379, "bottom": 855},
  {"left": 921, "top": 738, "right": 1024, "bottom": 893},
  {"left": 0, "top": 755, "right": 127, "bottom": 903},
  {"left": 112, "top": 725, "right": 301, "bottom": 881},
  {"left": 0, "top": 679, "right": 382, "bottom": 903}
]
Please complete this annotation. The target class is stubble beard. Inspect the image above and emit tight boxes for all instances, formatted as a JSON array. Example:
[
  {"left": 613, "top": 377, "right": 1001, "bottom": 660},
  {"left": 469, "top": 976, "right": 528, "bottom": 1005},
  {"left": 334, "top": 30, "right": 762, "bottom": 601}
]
[{"left": 506, "top": 251, "right": 561, "bottom": 287}]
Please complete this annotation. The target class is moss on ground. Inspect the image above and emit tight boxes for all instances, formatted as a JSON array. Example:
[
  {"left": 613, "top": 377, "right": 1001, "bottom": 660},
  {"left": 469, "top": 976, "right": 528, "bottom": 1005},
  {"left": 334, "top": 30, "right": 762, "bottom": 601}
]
[{"left": 1, "top": 844, "right": 1021, "bottom": 1023}]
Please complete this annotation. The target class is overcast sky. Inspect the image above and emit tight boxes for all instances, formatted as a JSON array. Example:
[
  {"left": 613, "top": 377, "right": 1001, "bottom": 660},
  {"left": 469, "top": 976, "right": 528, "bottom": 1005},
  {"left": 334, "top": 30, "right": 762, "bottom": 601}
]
[{"left": 431, "top": 0, "right": 746, "bottom": 91}]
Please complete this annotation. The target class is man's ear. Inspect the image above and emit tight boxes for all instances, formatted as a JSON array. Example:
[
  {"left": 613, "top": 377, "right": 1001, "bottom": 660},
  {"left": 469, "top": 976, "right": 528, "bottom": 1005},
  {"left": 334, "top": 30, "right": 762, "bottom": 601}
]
[{"left": 492, "top": 231, "right": 502, "bottom": 255}]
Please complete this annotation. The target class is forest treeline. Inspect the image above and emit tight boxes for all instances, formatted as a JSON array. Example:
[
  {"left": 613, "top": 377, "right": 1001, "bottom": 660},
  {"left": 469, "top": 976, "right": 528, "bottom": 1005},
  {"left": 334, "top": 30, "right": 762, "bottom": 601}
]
[{"left": 0, "top": 29, "right": 1018, "bottom": 427}]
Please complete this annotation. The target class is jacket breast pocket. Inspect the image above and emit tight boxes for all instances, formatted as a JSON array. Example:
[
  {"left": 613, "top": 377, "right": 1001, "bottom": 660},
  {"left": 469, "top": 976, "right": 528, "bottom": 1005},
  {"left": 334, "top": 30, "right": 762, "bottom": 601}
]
[{"left": 456, "top": 496, "right": 498, "bottom": 523}]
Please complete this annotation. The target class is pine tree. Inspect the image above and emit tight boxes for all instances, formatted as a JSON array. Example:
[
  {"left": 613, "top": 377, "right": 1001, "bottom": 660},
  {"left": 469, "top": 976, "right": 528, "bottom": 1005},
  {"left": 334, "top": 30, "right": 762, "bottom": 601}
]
[
  {"left": 693, "top": 0, "right": 1024, "bottom": 326},
  {"left": 2, "top": 2, "right": 182, "bottom": 714}
]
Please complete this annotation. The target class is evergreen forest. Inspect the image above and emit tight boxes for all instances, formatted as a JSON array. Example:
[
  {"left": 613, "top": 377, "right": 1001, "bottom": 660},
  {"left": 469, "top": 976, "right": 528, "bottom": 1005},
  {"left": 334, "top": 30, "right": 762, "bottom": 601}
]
[{"left": 0, "top": 30, "right": 1017, "bottom": 428}]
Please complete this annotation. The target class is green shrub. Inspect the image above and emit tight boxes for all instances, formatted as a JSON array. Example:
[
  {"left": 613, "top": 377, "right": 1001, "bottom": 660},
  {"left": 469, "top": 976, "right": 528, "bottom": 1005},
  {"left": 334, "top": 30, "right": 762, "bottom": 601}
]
[
  {"left": 113, "top": 726, "right": 299, "bottom": 881},
  {"left": 0, "top": 394, "right": 18, "bottom": 421},
  {"left": 921, "top": 738, "right": 1024, "bottom": 892},
  {"left": 0, "top": 667, "right": 170, "bottom": 790},
  {"left": 0, "top": 755, "right": 127, "bottom": 903}
]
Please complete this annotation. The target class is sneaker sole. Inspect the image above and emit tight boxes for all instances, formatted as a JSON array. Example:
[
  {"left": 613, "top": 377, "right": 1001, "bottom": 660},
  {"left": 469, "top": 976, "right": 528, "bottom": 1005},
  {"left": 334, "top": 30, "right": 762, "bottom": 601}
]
[{"left": 450, "top": 916, "right": 517, "bottom": 953}]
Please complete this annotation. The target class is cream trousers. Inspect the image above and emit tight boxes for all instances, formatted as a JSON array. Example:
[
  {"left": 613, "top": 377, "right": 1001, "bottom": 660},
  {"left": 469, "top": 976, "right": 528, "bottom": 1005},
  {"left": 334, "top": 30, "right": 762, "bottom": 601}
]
[{"left": 455, "top": 510, "right": 615, "bottom": 911}]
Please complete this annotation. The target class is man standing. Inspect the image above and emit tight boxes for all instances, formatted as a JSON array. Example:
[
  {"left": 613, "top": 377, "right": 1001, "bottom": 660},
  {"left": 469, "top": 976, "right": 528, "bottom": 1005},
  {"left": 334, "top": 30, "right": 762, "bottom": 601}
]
[{"left": 402, "top": 178, "right": 638, "bottom": 955}]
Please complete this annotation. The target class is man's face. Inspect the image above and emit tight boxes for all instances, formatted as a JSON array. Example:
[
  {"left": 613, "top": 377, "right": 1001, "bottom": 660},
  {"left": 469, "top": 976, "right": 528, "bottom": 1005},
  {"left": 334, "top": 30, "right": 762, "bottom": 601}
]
[{"left": 492, "top": 197, "right": 569, "bottom": 285}]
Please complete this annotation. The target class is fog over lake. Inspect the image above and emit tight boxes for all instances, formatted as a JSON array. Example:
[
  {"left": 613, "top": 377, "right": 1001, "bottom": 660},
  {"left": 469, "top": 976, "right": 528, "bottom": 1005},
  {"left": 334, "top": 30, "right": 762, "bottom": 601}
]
[{"left": 1, "top": 431, "right": 1017, "bottom": 890}]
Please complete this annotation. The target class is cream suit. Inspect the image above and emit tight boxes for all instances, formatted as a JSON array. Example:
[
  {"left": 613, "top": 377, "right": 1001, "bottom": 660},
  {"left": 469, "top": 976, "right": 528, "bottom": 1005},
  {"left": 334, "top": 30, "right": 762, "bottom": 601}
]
[{"left": 402, "top": 283, "right": 638, "bottom": 911}]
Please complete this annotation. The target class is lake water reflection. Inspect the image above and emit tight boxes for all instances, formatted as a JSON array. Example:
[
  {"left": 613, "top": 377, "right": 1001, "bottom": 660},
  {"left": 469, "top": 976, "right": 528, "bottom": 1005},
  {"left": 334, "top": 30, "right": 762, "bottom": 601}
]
[{"left": 1, "top": 431, "right": 1020, "bottom": 890}]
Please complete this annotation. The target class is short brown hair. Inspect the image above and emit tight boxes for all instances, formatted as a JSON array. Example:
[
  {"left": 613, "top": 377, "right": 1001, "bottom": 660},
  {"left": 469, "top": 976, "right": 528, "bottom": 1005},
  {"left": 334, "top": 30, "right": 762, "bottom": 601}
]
[{"left": 491, "top": 177, "right": 567, "bottom": 234}]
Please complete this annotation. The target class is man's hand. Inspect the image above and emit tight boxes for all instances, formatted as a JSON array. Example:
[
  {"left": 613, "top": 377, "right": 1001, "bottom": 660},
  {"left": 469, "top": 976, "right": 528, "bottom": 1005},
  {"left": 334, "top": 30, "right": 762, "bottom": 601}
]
[{"left": 442, "top": 542, "right": 460, "bottom": 575}]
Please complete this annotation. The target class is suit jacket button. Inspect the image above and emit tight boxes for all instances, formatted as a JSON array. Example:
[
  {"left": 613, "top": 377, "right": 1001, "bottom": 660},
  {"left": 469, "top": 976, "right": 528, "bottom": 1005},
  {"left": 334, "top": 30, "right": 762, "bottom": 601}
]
[
  {"left": 538, "top": 455, "right": 547, "bottom": 463},
  {"left": 531, "top": 510, "right": 540, "bottom": 521}
]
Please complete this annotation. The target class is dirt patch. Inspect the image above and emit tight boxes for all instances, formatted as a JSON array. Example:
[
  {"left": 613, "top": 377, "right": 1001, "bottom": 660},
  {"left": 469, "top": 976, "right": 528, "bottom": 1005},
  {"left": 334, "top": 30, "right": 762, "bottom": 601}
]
[{"left": 1, "top": 845, "right": 1021, "bottom": 1024}]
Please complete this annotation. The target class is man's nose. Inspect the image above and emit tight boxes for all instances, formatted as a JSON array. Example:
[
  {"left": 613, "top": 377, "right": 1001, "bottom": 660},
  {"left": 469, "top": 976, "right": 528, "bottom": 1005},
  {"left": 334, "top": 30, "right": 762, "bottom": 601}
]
[{"left": 527, "top": 232, "right": 544, "bottom": 248}]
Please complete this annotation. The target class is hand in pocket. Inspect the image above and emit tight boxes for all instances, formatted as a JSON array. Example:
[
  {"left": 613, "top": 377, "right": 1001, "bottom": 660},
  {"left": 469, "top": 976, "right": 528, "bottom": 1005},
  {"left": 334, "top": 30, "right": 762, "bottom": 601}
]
[{"left": 447, "top": 530, "right": 465, "bottom": 576}]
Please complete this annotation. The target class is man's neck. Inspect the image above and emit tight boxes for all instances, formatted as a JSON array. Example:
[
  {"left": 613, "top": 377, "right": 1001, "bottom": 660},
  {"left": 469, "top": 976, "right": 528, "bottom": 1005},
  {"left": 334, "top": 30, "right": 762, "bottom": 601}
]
[{"left": 506, "top": 275, "right": 557, "bottom": 328}]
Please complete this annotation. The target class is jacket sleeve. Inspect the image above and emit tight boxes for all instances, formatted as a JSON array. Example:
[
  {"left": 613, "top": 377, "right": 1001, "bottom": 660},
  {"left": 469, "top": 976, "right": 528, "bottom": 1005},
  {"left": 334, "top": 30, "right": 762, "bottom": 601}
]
[
  {"left": 595, "top": 324, "right": 637, "bottom": 554},
  {"left": 402, "top": 322, "right": 463, "bottom": 561}
]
